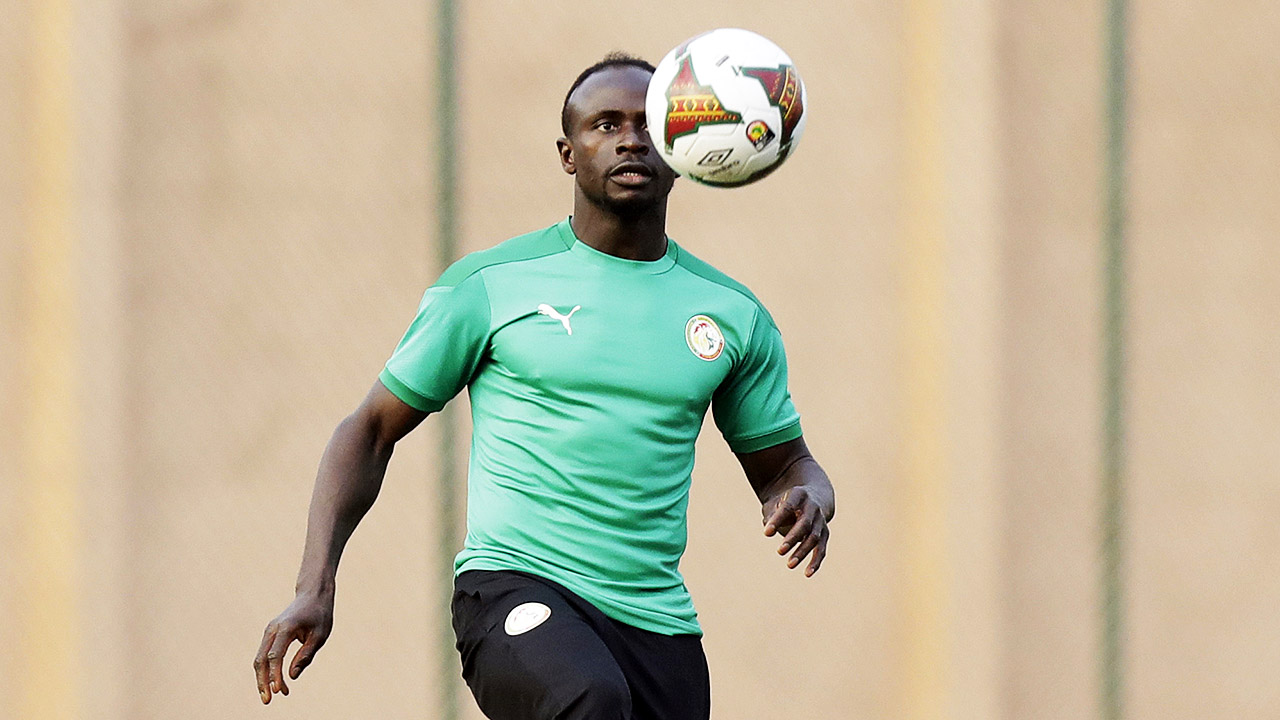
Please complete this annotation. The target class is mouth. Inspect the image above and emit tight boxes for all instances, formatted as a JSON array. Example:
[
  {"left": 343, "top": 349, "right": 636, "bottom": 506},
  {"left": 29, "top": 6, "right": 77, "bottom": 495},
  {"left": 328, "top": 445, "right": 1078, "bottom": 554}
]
[{"left": 609, "top": 162, "right": 655, "bottom": 186}]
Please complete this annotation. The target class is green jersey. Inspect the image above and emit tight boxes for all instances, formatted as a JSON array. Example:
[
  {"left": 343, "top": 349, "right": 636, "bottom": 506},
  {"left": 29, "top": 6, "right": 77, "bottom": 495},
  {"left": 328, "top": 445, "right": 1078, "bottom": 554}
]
[{"left": 380, "top": 218, "right": 801, "bottom": 635}]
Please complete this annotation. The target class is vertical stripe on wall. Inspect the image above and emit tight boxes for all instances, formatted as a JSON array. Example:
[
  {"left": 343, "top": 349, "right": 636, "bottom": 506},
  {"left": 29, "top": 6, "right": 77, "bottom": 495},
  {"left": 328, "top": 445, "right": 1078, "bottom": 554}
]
[
  {"left": 19, "top": 1, "right": 80, "bottom": 719},
  {"left": 901, "top": 0, "right": 951, "bottom": 716},
  {"left": 1101, "top": 0, "right": 1128, "bottom": 716},
  {"left": 434, "top": 1, "right": 462, "bottom": 719}
]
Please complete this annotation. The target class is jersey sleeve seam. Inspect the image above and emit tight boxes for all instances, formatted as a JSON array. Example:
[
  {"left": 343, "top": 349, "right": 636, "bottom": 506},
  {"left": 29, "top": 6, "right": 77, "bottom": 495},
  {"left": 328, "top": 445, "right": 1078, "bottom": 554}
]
[
  {"left": 476, "top": 269, "right": 496, "bottom": 337},
  {"left": 679, "top": 264, "right": 771, "bottom": 317},
  {"left": 378, "top": 366, "right": 447, "bottom": 413},
  {"left": 437, "top": 245, "right": 571, "bottom": 288},
  {"left": 727, "top": 421, "right": 803, "bottom": 453},
  {"left": 450, "top": 271, "right": 494, "bottom": 386},
  {"left": 736, "top": 304, "right": 761, "bottom": 373},
  {"left": 672, "top": 254, "right": 779, "bottom": 330}
]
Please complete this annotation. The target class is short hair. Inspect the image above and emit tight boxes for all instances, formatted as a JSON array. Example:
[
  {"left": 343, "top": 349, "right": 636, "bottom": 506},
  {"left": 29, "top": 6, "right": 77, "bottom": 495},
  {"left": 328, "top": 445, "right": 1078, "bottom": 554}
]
[{"left": 561, "top": 52, "right": 656, "bottom": 136}]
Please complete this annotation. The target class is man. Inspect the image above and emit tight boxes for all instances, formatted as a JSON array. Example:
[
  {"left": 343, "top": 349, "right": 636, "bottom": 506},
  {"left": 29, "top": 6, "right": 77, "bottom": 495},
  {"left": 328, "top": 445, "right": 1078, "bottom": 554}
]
[{"left": 254, "top": 53, "right": 835, "bottom": 719}]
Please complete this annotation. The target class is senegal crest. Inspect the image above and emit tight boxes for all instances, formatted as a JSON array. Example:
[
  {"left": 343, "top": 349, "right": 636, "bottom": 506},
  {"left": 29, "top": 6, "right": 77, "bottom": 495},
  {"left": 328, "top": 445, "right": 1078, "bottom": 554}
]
[{"left": 685, "top": 315, "right": 725, "bottom": 361}]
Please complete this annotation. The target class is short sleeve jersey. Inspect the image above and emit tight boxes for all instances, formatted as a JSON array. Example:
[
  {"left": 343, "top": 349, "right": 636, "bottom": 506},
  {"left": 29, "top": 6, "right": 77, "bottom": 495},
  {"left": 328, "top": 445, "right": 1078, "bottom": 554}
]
[{"left": 380, "top": 218, "right": 801, "bottom": 635}]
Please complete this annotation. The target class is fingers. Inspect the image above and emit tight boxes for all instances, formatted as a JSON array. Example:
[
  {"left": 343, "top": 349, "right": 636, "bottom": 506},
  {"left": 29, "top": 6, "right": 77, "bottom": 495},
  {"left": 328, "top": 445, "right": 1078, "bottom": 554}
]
[
  {"left": 255, "top": 596, "right": 334, "bottom": 703},
  {"left": 763, "top": 508, "right": 785, "bottom": 536},
  {"left": 290, "top": 626, "right": 330, "bottom": 680},
  {"left": 763, "top": 487, "right": 802, "bottom": 536},
  {"left": 789, "top": 523, "right": 830, "bottom": 575},
  {"left": 786, "top": 525, "right": 819, "bottom": 567},
  {"left": 266, "top": 627, "right": 296, "bottom": 698},
  {"left": 762, "top": 487, "right": 830, "bottom": 576},
  {"left": 254, "top": 624, "right": 277, "bottom": 704},
  {"left": 805, "top": 529, "right": 829, "bottom": 576},
  {"left": 255, "top": 621, "right": 299, "bottom": 704},
  {"left": 777, "top": 505, "right": 816, "bottom": 556}
]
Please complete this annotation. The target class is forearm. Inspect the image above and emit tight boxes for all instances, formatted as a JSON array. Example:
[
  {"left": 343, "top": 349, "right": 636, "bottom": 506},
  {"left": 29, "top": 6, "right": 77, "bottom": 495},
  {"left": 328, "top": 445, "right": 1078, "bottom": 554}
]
[{"left": 293, "top": 412, "right": 395, "bottom": 596}]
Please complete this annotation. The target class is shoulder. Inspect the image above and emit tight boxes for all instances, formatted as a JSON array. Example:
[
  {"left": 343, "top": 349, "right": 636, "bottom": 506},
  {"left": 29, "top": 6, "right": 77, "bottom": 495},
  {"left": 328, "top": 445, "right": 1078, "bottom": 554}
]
[
  {"left": 672, "top": 242, "right": 778, "bottom": 329},
  {"left": 435, "top": 221, "right": 572, "bottom": 288}
]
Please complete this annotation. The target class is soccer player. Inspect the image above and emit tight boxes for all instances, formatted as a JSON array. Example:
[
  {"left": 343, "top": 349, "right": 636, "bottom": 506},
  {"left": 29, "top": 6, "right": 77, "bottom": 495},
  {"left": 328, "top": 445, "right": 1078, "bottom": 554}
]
[{"left": 254, "top": 53, "right": 835, "bottom": 720}]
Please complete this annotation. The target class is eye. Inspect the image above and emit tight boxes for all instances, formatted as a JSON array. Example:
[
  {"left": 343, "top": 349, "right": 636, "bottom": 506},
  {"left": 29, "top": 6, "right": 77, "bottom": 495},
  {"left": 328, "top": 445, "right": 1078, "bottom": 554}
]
[{"left": 596, "top": 121, "right": 617, "bottom": 132}]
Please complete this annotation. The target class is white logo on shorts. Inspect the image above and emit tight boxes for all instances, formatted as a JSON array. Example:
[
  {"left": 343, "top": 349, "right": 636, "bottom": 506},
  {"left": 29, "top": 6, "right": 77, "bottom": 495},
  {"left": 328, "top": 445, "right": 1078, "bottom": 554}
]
[{"left": 504, "top": 602, "right": 552, "bottom": 636}]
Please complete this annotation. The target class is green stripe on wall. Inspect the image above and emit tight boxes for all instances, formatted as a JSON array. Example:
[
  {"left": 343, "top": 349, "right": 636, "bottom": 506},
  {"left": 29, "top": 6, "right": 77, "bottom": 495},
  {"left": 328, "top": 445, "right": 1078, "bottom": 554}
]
[
  {"left": 1102, "top": 0, "right": 1127, "bottom": 716},
  {"left": 434, "top": 1, "right": 461, "bottom": 719}
]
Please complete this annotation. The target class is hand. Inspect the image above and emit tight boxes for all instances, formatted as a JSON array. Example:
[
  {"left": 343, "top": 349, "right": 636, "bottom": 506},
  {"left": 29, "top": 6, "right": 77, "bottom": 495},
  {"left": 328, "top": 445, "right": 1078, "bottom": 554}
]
[
  {"left": 254, "top": 591, "right": 334, "bottom": 704},
  {"left": 762, "top": 485, "right": 831, "bottom": 577}
]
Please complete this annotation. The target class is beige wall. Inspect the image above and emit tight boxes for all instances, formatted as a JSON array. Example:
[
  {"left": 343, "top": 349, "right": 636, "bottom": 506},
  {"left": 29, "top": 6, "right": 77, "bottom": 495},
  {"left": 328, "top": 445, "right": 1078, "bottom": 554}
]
[
  {"left": 998, "top": 0, "right": 1105, "bottom": 716},
  {"left": 2, "top": 1, "right": 1278, "bottom": 719},
  {"left": 1, "top": 2, "right": 28, "bottom": 714},
  {"left": 1129, "top": 1, "right": 1280, "bottom": 717}
]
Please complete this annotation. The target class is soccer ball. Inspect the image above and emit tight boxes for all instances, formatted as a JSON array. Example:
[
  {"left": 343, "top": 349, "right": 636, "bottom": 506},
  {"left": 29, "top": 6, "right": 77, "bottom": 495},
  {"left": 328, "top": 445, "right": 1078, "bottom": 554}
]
[{"left": 645, "top": 28, "right": 807, "bottom": 188}]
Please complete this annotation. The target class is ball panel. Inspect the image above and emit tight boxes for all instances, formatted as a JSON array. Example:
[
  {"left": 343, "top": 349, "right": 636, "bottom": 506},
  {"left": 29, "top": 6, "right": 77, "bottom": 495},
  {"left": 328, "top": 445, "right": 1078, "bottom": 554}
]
[{"left": 661, "top": 52, "right": 744, "bottom": 153}]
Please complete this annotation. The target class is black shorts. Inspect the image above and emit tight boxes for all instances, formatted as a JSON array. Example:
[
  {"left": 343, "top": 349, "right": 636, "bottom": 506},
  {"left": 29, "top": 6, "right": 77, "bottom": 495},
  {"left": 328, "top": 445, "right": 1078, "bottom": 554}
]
[{"left": 451, "top": 570, "right": 711, "bottom": 720}]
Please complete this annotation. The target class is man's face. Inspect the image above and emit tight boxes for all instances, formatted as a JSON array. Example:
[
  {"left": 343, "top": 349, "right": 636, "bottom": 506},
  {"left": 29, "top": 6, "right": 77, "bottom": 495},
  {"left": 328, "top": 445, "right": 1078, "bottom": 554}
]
[{"left": 558, "top": 66, "right": 677, "bottom": 215}]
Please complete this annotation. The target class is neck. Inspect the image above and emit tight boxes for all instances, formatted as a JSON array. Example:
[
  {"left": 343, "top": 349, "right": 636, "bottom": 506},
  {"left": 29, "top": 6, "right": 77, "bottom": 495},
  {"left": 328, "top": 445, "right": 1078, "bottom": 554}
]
[{"left": 570, "top": 191, "right": 668, "bottom": 261}]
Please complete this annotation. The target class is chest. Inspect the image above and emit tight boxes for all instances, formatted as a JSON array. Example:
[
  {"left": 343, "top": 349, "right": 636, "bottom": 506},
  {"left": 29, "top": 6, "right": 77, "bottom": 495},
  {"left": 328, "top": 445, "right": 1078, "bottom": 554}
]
[{"left": 484, "top": 283, "right": 738, "bottom": 408}]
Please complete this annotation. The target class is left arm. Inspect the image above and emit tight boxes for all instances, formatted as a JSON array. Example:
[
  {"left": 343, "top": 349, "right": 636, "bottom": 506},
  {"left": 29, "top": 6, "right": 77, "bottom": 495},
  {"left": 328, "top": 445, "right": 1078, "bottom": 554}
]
[{"left": 735, "top": 436, "right": 835, "bottom": 577}]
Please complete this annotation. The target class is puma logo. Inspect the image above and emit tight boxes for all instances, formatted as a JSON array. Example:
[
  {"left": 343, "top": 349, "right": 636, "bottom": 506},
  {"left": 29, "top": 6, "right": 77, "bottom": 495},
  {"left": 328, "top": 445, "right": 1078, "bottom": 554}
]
[{"left": 536, "top": 304, "right": 581, "bottom": 336}]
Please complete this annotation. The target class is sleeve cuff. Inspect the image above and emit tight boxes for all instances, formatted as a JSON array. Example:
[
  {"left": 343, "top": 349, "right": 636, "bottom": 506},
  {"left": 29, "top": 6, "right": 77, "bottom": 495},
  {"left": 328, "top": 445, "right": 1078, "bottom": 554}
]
[
  {"left": 728, "top": 421, "right": 803, "bottom": 454},
  {"left": 378, "top": 368, "right": 445, "bottom": 413}
]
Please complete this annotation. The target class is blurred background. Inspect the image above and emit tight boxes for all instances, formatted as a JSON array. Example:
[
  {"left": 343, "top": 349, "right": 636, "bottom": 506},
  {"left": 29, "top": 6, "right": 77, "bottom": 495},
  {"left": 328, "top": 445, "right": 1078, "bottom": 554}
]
[{"left": 2, "top": 0, "right": 1277, "bottom": 718}]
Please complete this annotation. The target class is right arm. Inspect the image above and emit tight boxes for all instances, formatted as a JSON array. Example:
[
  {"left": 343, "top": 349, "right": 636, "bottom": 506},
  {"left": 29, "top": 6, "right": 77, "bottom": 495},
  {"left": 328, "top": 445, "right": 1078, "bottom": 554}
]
[{"left": 253, "top": 380, "right": 427, "bottom": 704}]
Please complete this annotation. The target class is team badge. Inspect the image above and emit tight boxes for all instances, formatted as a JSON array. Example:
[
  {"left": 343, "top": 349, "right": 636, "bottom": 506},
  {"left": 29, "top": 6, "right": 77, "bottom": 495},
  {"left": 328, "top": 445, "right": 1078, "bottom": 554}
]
[
  {"left": 685, "top": 315, "right": 725, "bottom": 361},
  {"left": 504, "top": 602, "right": 552, "bottom": 636},
  {"left": 745, "top": 120, "right": 776, "bottom": 151}
]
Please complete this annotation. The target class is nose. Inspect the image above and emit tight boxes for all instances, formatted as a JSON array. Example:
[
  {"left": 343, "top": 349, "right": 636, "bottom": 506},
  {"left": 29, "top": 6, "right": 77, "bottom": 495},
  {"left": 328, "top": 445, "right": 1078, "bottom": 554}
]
[{"left": 616, "top": 122, "right": 649, "bottom": 155}]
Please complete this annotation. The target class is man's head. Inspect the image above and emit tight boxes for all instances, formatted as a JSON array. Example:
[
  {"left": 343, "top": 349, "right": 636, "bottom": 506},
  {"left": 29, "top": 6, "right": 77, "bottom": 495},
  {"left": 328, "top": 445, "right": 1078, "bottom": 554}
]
[
  {"left": 557, "top": 53, "right": 676, "bottom": 218},
  {"left": 561, "top": 53, "right": 656, "bottom": 135}
]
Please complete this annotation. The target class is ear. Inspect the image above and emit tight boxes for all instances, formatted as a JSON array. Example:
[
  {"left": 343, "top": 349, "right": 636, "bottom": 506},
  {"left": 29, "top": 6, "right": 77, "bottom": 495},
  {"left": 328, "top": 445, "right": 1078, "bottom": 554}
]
[{"left": 556, "top": 137, "right": 575, "bottom": 175}]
